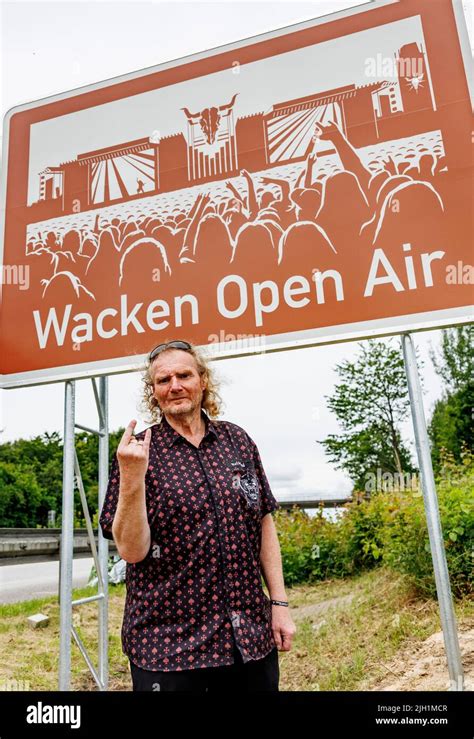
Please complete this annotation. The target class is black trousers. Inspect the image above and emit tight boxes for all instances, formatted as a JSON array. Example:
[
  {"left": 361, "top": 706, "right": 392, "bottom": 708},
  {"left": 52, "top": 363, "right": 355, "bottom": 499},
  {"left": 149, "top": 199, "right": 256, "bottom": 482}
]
[{"left": 130, "top": 639, "right": 279, "bottom": 692}]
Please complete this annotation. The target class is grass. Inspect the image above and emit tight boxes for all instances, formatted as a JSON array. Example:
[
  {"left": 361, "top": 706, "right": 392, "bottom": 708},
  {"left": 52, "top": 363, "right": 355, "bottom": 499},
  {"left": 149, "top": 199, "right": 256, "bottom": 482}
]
[
  {"left": 280, "top": 567, "right": 473, "bottom": 691},
  {"left": 0, "top": 584, "right": 129, "bottom": 691},
  {"left": 0, "top": 567, "right": 472, "bottom": 691}
]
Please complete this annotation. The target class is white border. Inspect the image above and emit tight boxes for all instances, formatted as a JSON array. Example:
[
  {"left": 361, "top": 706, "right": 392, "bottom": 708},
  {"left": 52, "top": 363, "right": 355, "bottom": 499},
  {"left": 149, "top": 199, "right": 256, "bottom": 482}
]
[
  {"left": 452, "top": 0, "right": 474, "bottom": 109},
  {"left": 1, "top": 0, "right": 473, "bottom": 389}
]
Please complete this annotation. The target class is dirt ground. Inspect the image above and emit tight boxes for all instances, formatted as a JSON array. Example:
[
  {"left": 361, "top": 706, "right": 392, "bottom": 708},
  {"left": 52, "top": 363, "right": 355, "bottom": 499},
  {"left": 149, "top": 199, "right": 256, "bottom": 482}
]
[
  {"left": 291, "top": 594, "right": 473, "bottom": 692},
  {"left": 361, "top": 624, "right": 474, "bottom": 691}
]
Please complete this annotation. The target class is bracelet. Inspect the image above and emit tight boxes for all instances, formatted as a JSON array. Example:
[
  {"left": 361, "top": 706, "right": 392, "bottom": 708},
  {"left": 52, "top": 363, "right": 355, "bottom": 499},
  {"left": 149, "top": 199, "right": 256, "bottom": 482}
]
[{"left": 270, "top": 599, "right": 289, "bottom": 607}]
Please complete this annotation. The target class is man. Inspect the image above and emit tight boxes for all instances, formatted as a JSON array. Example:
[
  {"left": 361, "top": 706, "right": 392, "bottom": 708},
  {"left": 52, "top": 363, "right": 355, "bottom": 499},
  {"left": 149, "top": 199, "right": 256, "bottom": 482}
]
[{"left": 100, "top": 339, "right": 295, "bottom": 692}]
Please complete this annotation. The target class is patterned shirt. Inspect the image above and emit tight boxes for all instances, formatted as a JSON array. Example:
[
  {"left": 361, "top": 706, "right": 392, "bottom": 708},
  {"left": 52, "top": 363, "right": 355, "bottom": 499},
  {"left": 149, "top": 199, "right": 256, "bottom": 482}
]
[{"left": 99, "top": 410, "right": 280, "bottom": 671}]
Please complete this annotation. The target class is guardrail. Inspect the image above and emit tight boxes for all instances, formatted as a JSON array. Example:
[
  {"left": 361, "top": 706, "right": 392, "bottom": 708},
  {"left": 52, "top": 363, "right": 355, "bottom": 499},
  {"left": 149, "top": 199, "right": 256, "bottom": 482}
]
[
  {"left": 0, "top": 529, "right": 117, "bottom": 565},
  {"left": 279, "top": 497, "right": 352, "bottom": 509}
]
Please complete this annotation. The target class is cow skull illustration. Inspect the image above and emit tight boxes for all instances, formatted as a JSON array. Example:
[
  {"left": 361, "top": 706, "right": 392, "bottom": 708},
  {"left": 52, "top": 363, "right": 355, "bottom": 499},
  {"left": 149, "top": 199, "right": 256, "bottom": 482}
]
[{"left": 182, "top": 94, "right": 238, "bottom": 144}]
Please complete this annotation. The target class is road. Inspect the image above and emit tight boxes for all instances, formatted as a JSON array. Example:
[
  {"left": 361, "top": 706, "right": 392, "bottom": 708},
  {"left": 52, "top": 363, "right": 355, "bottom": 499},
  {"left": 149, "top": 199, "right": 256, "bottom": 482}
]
[{"left": 0, "top": 558, "right": 94, "bottom": 604}]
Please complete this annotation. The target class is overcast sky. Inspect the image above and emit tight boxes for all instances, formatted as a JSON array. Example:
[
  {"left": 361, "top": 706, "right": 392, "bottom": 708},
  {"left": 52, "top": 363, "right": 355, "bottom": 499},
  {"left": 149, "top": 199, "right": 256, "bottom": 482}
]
[{"left": 0, "top": 0, "right": 472, "bottom": 501}]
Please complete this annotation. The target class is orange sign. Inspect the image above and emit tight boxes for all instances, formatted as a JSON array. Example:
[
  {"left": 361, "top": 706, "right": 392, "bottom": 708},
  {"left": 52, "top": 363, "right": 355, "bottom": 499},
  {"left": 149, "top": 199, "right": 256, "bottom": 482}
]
[{"left": 1, "top": 0, "right": 472, "bottom": 387}]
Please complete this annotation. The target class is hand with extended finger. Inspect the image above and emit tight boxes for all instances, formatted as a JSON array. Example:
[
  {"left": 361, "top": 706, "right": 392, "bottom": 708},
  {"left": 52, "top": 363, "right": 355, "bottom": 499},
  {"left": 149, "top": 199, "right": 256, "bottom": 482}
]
[
  {"left": 117, "top": 419, "right": 152, "bottom": 480},
  {"left": 259, "top": 176, "right": 279, "bottom": 186},
  {"left": 316, "top": 120, "right": 342, "bottom": 141},
  {"left": 381, "top": 155, "right": 398, "bottom": 176}
]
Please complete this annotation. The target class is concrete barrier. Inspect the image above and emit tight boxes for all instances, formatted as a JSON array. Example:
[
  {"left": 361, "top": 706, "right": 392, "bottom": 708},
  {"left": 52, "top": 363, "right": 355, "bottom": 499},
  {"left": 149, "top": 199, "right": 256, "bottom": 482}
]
[{"left": 0, "top": 529, "right": 117, "bottom": 564}]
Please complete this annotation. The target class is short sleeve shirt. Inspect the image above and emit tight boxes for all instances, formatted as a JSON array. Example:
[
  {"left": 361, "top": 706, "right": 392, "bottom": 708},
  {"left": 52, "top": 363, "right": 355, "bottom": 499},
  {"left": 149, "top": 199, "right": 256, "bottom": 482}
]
[{"left": 99, "top": 411, "right": 280, "bottom": 671}]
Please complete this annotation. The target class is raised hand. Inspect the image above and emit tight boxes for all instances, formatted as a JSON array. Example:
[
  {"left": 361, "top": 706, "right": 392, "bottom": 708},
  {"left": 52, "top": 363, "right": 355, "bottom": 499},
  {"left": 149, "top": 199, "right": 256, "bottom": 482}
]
[
  {"left": 316, "top": 120, "right": 342, "bottom": 141},
  {"left": 225, "top": 181, "right": 244, "bottom": 203},
  {"left": 240, "top": 169, "right": 258, "bottom": 218},
  {"left": 260, "top": 176, "right": 280, "bottom": 186},
  {"left": 187, "top": 192, "right": 204, "bottom": 220},
  {"left": 201, "top": 191, "right": 211, "bottom": 208},
  {"left": 117, "top": 420, "right": 152, "bottom": 480},
  {"left": 382, "top": 155, "right": 398, "bottom": 176}
]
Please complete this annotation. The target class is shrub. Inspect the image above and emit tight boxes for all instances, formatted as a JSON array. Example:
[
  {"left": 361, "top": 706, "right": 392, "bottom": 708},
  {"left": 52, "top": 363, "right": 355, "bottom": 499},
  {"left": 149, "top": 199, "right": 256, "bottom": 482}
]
[
  {"left": 275, "top": 450, "right": 473, "bottom": 598},
  {"left": 0, "top": 462, "right": 42, "bottom": 527},
  {"left": 381, "top": 450, "right": 473, "bottom": 598}
]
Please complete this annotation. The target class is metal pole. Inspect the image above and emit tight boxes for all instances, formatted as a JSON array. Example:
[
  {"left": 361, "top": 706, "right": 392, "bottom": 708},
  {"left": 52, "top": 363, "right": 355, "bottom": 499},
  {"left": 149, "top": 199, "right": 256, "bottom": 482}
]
[
  {"left": 58, "top": 380, "right": 76, "bottom": 691},
  {"left": 401, "top": 333, "right": 464, "bottom": 691},
  {"left": 97, "top": 376, "right": 109, "bottom": 690}
]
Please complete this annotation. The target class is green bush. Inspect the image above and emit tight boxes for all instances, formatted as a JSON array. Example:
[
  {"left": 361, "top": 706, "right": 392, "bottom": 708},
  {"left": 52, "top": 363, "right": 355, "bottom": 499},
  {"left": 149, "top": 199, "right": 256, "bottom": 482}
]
[
  {"left": 275, "top": 508, "right": 318, "bottom": 586},
  {"left": 339, "top": 495, "right": 388, "bottom": 571},
  {"left": 276, "top": 451, "right": 473, "bottom": 598},
  {"left": 275, "top": 499, "right": 387, "bottom": 587},
  {"left": 0, "top": 461, "right": 43, "bottom": 527},
  {"left": 381, "top": 450, "right": 473, "bottom": 598},
  {"left": 0, "top": 428, "right": 123, "bottom": 528}
]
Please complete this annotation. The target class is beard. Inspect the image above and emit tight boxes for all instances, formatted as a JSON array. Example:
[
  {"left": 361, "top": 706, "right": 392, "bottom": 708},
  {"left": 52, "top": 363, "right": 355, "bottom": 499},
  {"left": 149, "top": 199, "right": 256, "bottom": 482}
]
[{"left": 164, "top": 396, "right": 199, "bottom": 417}]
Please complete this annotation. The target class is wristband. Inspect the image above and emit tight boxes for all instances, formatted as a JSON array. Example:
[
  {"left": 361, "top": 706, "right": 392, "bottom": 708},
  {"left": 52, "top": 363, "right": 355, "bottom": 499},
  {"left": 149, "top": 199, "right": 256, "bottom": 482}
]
[{"left": 270, "top": 599, "right": 289, "bottom": 607}]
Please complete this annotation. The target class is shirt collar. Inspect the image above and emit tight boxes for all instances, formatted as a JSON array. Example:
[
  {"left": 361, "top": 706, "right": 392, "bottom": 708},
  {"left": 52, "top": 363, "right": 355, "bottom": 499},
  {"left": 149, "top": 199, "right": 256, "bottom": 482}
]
[{"left": 158, "top": 409, "right": 218, "bottom": 447}]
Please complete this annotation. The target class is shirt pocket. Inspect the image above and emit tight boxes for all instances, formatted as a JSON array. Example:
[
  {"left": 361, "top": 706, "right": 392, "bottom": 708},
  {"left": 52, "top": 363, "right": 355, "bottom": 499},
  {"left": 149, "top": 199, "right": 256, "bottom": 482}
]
[{"left": 231, "top": 462, "right": 262, "bottom": 518}]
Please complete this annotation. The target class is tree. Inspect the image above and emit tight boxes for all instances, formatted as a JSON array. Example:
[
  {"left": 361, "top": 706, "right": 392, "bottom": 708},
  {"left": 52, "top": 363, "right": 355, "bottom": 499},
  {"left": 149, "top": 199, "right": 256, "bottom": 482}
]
[
  {"left": 429, "top": 326, "right": 474, "bottom": 474},
  {"left": 318, "top": 338, "right": 416, "bottom": 492},
  {"left": 0, "top": 426, "right": 125, "bottom": 527},
  {"left": 0, "top": 433, "right": 63, "bottom": 526},
  {"left": 0, "top": 461, "right": 42, "bottom": 527},
  {"left": 430, "top": 325, "right": 473, "bottom": 390}
]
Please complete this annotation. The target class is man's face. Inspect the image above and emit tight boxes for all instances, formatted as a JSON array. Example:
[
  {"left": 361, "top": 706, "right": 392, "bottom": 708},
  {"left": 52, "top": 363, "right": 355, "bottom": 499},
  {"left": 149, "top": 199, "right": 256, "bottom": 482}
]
[{"left": 151, "top": 349, "right": 206, "bottom": 419}]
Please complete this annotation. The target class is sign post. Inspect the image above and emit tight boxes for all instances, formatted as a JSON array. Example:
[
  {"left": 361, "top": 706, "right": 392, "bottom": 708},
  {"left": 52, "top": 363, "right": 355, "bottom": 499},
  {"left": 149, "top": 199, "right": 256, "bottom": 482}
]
[
  {"left": 97, "top": 376, "right": 109, "bottom": 691},
  {"left": 58, "top": 376, "right": 110, "bottom": 691},
  {"left": 402, "top": 332, "right": 464, "bottom": 690},
  {"left": 58, "top": 381, "right": 75, "bottom": 690}
]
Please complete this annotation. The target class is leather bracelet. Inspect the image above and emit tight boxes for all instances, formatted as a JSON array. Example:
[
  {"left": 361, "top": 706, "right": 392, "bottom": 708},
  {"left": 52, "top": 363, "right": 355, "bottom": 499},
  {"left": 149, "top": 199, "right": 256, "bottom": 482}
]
[{"left": 270, "top": 599, "right": 289, "bottom": 606}]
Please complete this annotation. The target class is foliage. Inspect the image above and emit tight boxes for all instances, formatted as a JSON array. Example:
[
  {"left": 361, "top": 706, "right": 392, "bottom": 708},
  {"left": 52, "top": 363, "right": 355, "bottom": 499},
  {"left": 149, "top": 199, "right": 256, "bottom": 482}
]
[
  {"left": 0, "top": 462, "right": 43, "bottom": 527},
  {"left": 276, "top": 450, "right": 473, "bottom": 598},
  {"left": 381, "top": 448, "right": 474, "bottom": 598},
  {"left": 429, "top": 389, "right": 474, "bottom": 474},
  {"left": 318, "top": 338, "right": 416, "bottom": 489},
  {"left": 0, "top": 428, "right": 124, "bottom": 527},
  {"left": 429, "top": 325, "right": 473, "bottom": 390},
  {"left": 428, "top": 326, "right": 474, "bottom": 476}
]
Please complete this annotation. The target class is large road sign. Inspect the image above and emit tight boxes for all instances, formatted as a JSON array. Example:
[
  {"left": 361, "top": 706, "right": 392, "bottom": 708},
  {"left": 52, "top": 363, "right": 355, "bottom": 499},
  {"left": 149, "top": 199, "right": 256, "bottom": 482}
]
[{"left": 1, "top": 0, "right": 472, "bottom": 387}]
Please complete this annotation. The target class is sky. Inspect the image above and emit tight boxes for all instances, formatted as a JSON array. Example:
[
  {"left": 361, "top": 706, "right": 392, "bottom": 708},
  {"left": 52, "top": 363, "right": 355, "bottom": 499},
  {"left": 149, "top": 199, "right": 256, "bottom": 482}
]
[{"left": 0, "top": 0, "right": 472, "bottom": 502}]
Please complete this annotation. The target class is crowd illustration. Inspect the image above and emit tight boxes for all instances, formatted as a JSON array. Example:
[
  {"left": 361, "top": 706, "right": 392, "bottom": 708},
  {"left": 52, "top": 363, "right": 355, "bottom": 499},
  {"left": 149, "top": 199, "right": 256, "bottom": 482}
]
[{"left": 25, "top": 121, "right": 448, "bottom": 308}]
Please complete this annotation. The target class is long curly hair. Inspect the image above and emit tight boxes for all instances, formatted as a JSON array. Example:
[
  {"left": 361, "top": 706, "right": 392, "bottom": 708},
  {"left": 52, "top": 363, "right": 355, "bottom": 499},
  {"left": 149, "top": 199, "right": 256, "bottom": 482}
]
[{"left": 140, "top": 342, "right": 223, "bottom": 424}]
